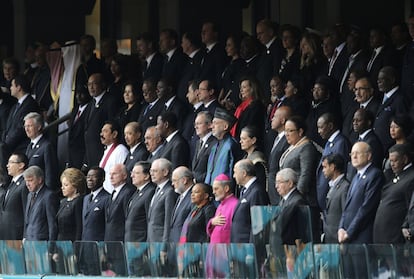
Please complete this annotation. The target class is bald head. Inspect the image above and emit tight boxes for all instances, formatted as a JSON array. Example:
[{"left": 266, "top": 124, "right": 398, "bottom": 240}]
[
  {"left": 110, "top": 163, "right": 128, "bottom": 188},
  {"left": 350, "top": 141, "right": 372, "bottom": 170},
  {"left": 271, "top": 106, "right": 292, "bottom": 132}
]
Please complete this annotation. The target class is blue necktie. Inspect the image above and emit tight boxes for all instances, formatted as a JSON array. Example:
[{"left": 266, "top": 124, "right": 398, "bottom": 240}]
[{"left": 349, "top": 173, "right": 361, "bottom": 197}]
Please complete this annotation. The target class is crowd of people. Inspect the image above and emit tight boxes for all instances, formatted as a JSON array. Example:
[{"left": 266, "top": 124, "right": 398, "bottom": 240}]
[{"left": 0, "top": 15, "right": 414, "bottom": 277}]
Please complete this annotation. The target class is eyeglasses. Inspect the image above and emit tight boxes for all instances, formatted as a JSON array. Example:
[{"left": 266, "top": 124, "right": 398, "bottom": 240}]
[
  {"left": 275, "top": 180, "right": 289, "bottom": 185},
  {"left": 7, "top": 161, "right": 21, "bottom": 164}
]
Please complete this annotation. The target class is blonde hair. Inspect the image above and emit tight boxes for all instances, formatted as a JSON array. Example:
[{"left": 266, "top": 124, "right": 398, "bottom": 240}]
[{"left": 60, "top": 168, "right": 87, "bottom": 194}]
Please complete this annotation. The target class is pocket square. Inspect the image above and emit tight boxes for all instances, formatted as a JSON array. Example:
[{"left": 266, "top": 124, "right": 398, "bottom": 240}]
[
  {"left": 93, "top": 207, "right": 101, "bottom": 211},
  {"left": 241, "top": 198, "right": 247, "bottom": 203},
  {"left": 33, "top": 154, "right": 40, "bottom": 158}
]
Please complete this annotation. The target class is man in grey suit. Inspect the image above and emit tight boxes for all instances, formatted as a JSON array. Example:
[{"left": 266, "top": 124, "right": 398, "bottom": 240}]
[
  {"left": 144, "top": 126, "right": 164, "bottom": 162},
  {"left": 321, "top": 154, "right": 349, "bottom": 243},
  {"left": 23, "top": 165, "right": 59, "bottom": 240},
  {"left": 125, "top": 161, "right": 156, "bottom": 242},
  {"left": 147, "top": 158, "right": 178, "bottom": 243},
  {"left": 124, "top": 122, "right": 149, "bottom": 175},
  {"left": 0, "top": 153, "right": 29, "bottom": 240},
  {"left": 169, "top": 166, "right": 194, "bottom": 242}
]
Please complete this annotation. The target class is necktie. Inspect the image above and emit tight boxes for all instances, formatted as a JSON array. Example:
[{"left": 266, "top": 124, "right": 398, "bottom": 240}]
[
  {"left": 12, "top": 103, "right": 21, "bottom": 118},
  {"left": 349, "top": 173, "right": 361, "bottom": 197},
  {"left": 74, "top": 109, "right": 81, "bottom": 122},
  {"left": 150, "top": 187, "right": 160, "bottom": 206},
  {"left": 271, "top": 135, "right": 282, "bottom": 153},
  {"left": 29, "top": 192, "right": 37, "bottom": 210},
  {"left": 367, "top": 50, "right": 377, "bottom": 71},
  {"left": 111, "top": 189, "right": 116, "bottom": 201},
  {"left": 328, "top": 49, "right": 338, "bottom": 75},
  {"left": 144, "top": 103, "right": 152, "bottom": 116},
  {"left": 240, "top": 188, "right": 246, "bottom": 198},
  {"left": 382, "top": 95, "right": 388, "bottom": 105},
  {"left": 279, "top": 198, "right": 285, "bottom": 207},
  {"left": 196, "top": 140, "right": 204, "bottom": 158}
]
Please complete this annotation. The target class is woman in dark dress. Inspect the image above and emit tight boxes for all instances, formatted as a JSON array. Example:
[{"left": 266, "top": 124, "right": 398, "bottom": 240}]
[
  {"left": 56, "top": 167, "right": 86, "bottom": 241},
  {"left": 281, "top": 77, "right": 310, "bottom": 119},
  {"left": 179, "top": 183, "right": 216, "bottom": 243},
  {"left": 278, "top": 24, "right": 301, "bottom": 83},
  {"left": 230, "top": 76, "right": 266, "bottom": 144},
  {"left": 115, "top": 80, "right": 142, "bottom": 130},
  {"left": 107, "top": 53, "right": 129, "bottom": 110}
]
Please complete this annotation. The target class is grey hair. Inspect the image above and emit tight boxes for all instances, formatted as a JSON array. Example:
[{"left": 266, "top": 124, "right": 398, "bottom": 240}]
[
  {"left": 276, "top": 168, "right": 298, "bottom": 185},
  {"left": 23, "top": 165, "right": 44, "bottom": 179},
  {"left": 24, "top": 112, "right": 44, "bottom": 129}
]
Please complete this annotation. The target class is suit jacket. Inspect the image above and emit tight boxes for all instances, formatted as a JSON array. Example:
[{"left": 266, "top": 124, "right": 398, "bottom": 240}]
[
  {"left": 124, "top": 143, "right": 149, "bottom": 174},
  {"left": 0, "top": 92, "right": 16, "bottom": 141},
  {"left": 124, "top": 183, "right": 156, "bottom": 242},
  {"left": 270, "top": 189, "right": 308, "bottom": 246},
  {"left": 138, "top": 99, "right": 165, "bottom": 132},
  {"left": 147, "top": 181, "right": 178, "bottom": 242},
  {"left": 267, "top": 134, "right": 289, "bottom": 205},
  {"left": 169, "top": 187, "right": 193, "bottom": 243},
  {"left": 367, "top": 45, "right": 398, "bottom": 88},
  {"left": 351, "top": 130, "right": 384, "bottom": 171},
  {"left": 373, "top": 90, "right": 407, "bottom": 153},
  {"left": 0, "top": 176, "right": 28, "bottom": 240},
  {"left": 82, "top": 188, "right": 110, "bottom": 241},
  {"left": 401, "top": 41, "right": 414, "bottom": 102},
  {"left": 104, "top": 183, "right": 135, "bottom": 241},
  {"left": 231, "top": 179, "right": 269, "bottom": 243},
  {"left": 192, "top": 135, "right": 217, "bottom": 183},
  {"left": 405, "top": 191, "right": 414, "bottom": 241},
  {"left": 162, "top": 49, "right": 187, "bottom": 83},
  {"left": 159, "top": 131, "right": 190, "bottom": 169},
  {"left": 233, "top": 100, "right": 266, "bottom": 144},
  {"left": 26, "top": 136, "right": 58, "bottom": 191},
  {"left": 324, "top": 176, "right": 350, "bottom": 243},
  {"left": 198, "top": 43, "right": 228, "bottom": 88},
  {"left": 280, "top": 140, "right": 321, "bottom": 207},
  {"left": 68, "top": 104, "right": 90, "bottom": 169},
  {"left": 2, "top": 95, "right": 40, "bottom": 162},
  {"left": 143, "top": 52, "right": 164, "bottom": 81},
  {"left": 339, "top": 164, "right": 384, "bottom": 243},
  {"left": 185, "top": 202, "right": 216, "bottom": 243},
  {"left": 204, "top": 133, "right": 241, "bottom": 185},
  {"left": 202, "top": 99, "right": 221, "bottom": 116},
  {"left": 328, "top": 45, "right": 349, "bottom": 94},
  {"left": 162, "top": 96, "right": 189, "bottom": 130},
  {"left": 316, "top": 133, "right": 350, "bottom": 211},
  {"left": 373, "top": 166, "right": 414, "bottom": 244},
  {"left": 24, "top": 186, "right": 59, "bottom": 240},
  {"left": 257, "top": 38, "right": 283, "bottom": 95},
  {"left": 84, "top": 92, "right": 117, "bottom": 167}
]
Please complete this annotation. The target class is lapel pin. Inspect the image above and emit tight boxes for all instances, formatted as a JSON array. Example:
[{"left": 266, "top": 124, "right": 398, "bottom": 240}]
[
  {"left": 393, "top": 176, "right": 399, "bottom": 183},
  {"left": 130, "top": 156, "right": 134, "bottom": 159},
  {"left": 362, "top": 175, "right": 366, "bottom": 179},
  {"left": 139, "top": 192, "right": 143, "bottom": 197},
  {"left": 329, "top": 143, "right": 333, "bottom": 148}
]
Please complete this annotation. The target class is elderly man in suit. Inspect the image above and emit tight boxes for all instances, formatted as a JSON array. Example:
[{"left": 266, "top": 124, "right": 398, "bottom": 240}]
[
  {"left": 125, "top": 161, "right": 156, "bottom": 242},
  {"left": 339, "top": 141, "right": 384, "bottom": 244},
  {"left": 144, "top": 126, "right": 164, "bottom": 162},
  {"left": 205, "top": 108, "right": 241, "bottom": 185},
  {"left": 192, "top": 111, "right": 216, "bottom": 183},
  {"left": 123, "top": 122, "right": 149, "bottom": 175},
  {"left": 0, "top": 153, "right": 29, "bottom": 240},
  {"left": 79, "top": 167, "right": 109, "bottom": 275},
  {"left": 169, "top": 166, "right": 194, "bottom": 243},
  {"left": 374, "top": 144, "right": 414, "bottom": 243},
  {"left": 23, "top": 165, "right": 59, "bottom": 240},
  {"left": 147, "top": 158, "right": 178, "bottom": 242},
  {"left": 138, "top": 78, "right": 165, "bottom": 133},
  {"left": 316, "top": 112, "right": 350, "bottom": 212},
  {"left": 1, "top": 75, "right": 40, "bottom": 168},
  {"left": 231, "top": 159, "right": 269, "bottom": 243},
  {"left": 267, "top": 106, "right": 291, "bottom": 205},
  {"left": 104, "top": 164, "right": 135, "bottom": 276},
  {"left": 156, "top": 111, "right": 190, "bottom": 169},
  {"left": 321, "top": 154, "right": 349, "bottom": 243},
  {"left": 24, "top": 112, "right": 58, "bottom": 191}
]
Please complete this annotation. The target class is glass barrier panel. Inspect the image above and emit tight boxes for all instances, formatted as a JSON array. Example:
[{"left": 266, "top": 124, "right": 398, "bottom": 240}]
[
  {"left": 124, "top": 242, "right": 151, "bottom": 277},
  {"left": 393, "top": 243, "right": 414, "bottom": 278},
  {"left": 99, "top": 241, "right": 127, "bottom": 276},
  {"left": 203, "top": 243, "right": 230, "bottom": 278},
  {"left": 48, "top": 241, "right": 77, "bottom": 275},
  {"left": 176, "top": 242, "right": 204, "bottom": 278},
  {"left": 23, "top": 241, "right": 51, "bottom": 275},
  {"left": 228, "top": 243, "right": 258, "bottom": 279},
  {"left": 73, "top": 241, "right": 101, "bottom": 276},
  {"left": 339, "top": 244, "right": 369, "bottom": 279},
  {"left": 0, "top": 240, "right": 26, "bottom": 274},
  {"left": 367, "top": 244, "right": 396, "bottom": 279},
  {"left": 313, "top": 244, "right": 341, "bottom": 279},
  {"left": 148, "top": 242, "right": 177, "bottom": 277}
]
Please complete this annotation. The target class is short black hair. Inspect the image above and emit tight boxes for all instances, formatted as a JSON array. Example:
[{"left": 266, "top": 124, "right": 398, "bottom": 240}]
[{"left": 322, "top": 153, "right": 346, "bottom": 173}]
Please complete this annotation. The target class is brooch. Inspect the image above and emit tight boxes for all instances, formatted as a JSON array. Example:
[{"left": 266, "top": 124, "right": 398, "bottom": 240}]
[{"left": 393, "top": 176, "right": 399, "bottom": 183}]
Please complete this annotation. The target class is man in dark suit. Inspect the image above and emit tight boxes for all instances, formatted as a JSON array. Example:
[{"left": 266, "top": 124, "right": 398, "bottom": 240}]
[
  {"left": 192, "top": 111, "right": 217, "bottom": 183},
  {"left": 68, "top": 86, "right": 91, "bottom": 169},
  {"left": 169, "top": 166, "right": 194, "bottom": 243},
  {"left": 231, "top": 159, "right": 269, "bottom": 243},
  {"left": 138, "top": 78, "right": 165, "bottom": 133},
  {"left": 79, "top": 167, "right": 109, "bottom": 275},
  {"left": 316, "top": 113, "right": 350, "bottom": 212},
  {"left": 1, "top": 75, "right": 40, "bottom": 168},
  {"left": 182, "top": 80, "right": 204, "bottom": 150},
  {"left": 125, "top": 161, "right": 155, "bottom": 242},
  {"left": 197, "top": 79, "right": 221, "bottom": 115},
  {"left": 83, "top": 73, "right": 117, "bottom": 169},
  {"left": 353, "top": 76, "right": 380, "bottom": 115},
  {"left": 136, "top": 32, "right": 164, "bottom": 82},
  {"left": 104, "top": 164, "right": 135, "bottom": 276},
  {"left": 321, "top": 154, "right": 349, "bottom": 243},
  {"left": 339, "top": 141, "right": 384, "bottom": 244},
  {"left": 199, "top": 22, "right": 228, "bottom": 89},
  {"left": 374, "top": 144, "right": 414, "bottom": 243},
  {"left": 23, "top": 165, "right": 59, "bottom": 240},
  {"left": 267, "top": 106, "right": 291, "bottom": 205},
  {"left": 373, "top": 66, "right": 407, "bottom": 153},
  {"left": 104, "top": 164, "right": 135, "bottom": 242},
  {"left": 144, "top": 126, "right": 164, "bottom": 163},
  {"left": 159, "top": 28, "right": 187, "bottom": 83},
  {"left": 256, "top": 19, "right": 283, "bottom": 95},
  {"left": 24, "top": 112, "right": 58, "bottom": 191},
  {"left": 403, "top": 190, "right": 414, "bottom": 242},
  {"left": 123, "top": 122, "right": 149, "bottom": 174},
  {"left": 147, "top": 158, "right": 178, "bottom": 243},
  {"left": 157, "top": 78, "right": 188, "bottom": 129},
  {"left": 400, "top": 15, "right": 414, "bottom": 103},
  {"left": 156, "top": 111, "right": 190, "bottom": 169},
  {"left": 0, "top": 153, "right": 28, "bottom": 240}
]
